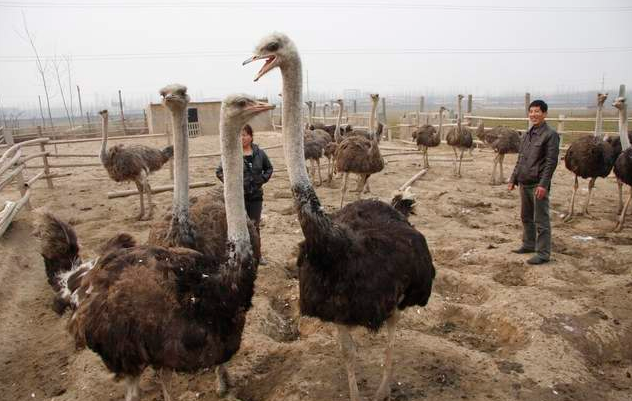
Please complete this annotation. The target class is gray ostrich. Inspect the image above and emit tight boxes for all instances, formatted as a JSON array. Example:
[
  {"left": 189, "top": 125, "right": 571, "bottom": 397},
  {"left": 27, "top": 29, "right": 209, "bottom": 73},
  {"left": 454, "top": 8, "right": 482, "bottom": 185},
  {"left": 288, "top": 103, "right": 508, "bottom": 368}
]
[
  {"left": 98, "top": 110, "right": 173, "bottom": 220},
  {"left": 476, "top": 121, "right": 521, "bottom": 184},
  {"left": 445, "top": 94, "right": 474, "bottom": 177},
  {"left": 613, "top": 88, "right": 632, "bottom": 231},
  {"left": 413, "top": 106, "right": 445, "bottom": 168}
]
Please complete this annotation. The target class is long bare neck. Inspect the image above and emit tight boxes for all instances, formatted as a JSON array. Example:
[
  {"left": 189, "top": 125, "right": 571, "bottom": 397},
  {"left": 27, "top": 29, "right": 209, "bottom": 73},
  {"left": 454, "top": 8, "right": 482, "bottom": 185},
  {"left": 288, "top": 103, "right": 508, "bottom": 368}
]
[
  {"left": 322, "top": 104, "right": 327, "bottom": 122},
  {"left": 306, "top": 102, "right": 313, "bottom": 126},
  {"left": 438, "top": 109, "right": 444, "bottom": 138},
  {"left": 369, "top": 99, "right": 378, "bottom": 135},
  {"left": 220, "top": 116, "right": 251, "bottom": 256},
  {"left": 595, "top": 99, "right": 605, "bottom": 140},
  {"left": 99, "top": 116, "right": 108, "bottom": 164},
  {"left": 620, "top": 103, "right": 630, "bottom": 150},
  {"left": 281, "top": 59, "right": 311, "bottom": 189},
  {"left": 334, "top": 102, "right": 343, "bottom": 142},
  {"left": 457, "top": 97, "right": 462, "bottom": 130},
  {"left": 170, "top": 107, "right": 189, "bottom": 222}
]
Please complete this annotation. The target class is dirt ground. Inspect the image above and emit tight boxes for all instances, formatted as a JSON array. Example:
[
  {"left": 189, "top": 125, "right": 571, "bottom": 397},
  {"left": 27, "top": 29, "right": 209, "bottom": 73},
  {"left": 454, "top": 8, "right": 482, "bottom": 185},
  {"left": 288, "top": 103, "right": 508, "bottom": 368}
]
[{"left": 1, "top": 131, "right": 631, "bottom": 401}]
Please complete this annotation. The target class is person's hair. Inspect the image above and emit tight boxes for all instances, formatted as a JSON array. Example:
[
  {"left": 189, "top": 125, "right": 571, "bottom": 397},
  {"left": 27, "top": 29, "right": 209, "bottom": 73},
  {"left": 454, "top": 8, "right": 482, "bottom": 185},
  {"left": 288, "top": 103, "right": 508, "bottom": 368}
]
[
  {"left": 242, "top": 124, "right": 253, "bottom": 137},
  {"left": 529, "top": 100, "right": 548, "bottom": 113}
]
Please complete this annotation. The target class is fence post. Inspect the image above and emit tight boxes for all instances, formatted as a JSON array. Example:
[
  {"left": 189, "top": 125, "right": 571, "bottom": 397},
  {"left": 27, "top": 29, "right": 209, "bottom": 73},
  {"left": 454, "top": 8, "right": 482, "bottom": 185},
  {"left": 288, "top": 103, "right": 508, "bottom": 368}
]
[
  {"left": 557, "top": 115, "right": 565, "bottom": 144},
  {"left": 37, "top": 126, "right": 53, "bottom": 189},
  {"left": 3, "top": 128, "right": 30, "bottom": 209},
  {"left": 353, "top": 99, "right": 357, "bottom": 114}
]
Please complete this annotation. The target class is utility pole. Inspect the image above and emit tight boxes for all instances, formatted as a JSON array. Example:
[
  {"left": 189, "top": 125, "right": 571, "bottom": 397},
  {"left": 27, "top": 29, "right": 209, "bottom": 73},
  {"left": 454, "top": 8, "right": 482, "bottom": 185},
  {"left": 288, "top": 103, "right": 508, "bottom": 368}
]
[
  {"left": 77, "top": 85, "right": 84, "bottom": 123},
  {"left": 118, "top": 89, "right": 127, "bottom": 135}
]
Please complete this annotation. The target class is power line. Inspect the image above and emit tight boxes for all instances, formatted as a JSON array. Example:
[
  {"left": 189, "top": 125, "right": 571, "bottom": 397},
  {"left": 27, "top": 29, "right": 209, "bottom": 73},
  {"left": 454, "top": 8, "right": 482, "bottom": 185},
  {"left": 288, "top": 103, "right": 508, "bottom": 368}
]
[
  {"left": 1, "top": 47, "right": 631, "bottom": 62},
  {"left": 0, "top": 1, "right": 631, "bottom": 12}
]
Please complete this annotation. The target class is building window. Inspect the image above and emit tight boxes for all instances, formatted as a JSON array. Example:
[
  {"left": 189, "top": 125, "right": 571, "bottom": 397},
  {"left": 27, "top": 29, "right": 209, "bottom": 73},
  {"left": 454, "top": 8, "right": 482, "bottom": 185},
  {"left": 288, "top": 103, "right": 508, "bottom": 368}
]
[{"left": 188, "top": 108, "right": 198, "bottom": 123}]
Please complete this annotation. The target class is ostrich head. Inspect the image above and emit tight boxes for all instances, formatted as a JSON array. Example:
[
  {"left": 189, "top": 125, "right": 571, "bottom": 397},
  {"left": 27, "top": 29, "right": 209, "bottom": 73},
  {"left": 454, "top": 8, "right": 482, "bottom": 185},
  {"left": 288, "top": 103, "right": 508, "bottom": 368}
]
[
  {"left": 458, "top": 94, "right": 464, "bottom": 101},
  {"left": 243, "top": 32, "right": 297, "bottom": 81},
  {"left": 613, "top": 96, "right": 626, "bottom": 111},
  {"left": 160, "top": 84, "right": 190, "bottom": 112},
  {"left": 222, "top": 95, "right": 275, "bottom": 125},
  {"left": 98, "top": 109, "right": 108, "bottom": 118},
  {"left": 370, "top": 94, "right": 379, "bottom": 103},
  {"left": 334, "top": 99, "right": 343, "bottom": 107},
  {"left": 597, "top": 93, "right": 608, "bottom": 107}
]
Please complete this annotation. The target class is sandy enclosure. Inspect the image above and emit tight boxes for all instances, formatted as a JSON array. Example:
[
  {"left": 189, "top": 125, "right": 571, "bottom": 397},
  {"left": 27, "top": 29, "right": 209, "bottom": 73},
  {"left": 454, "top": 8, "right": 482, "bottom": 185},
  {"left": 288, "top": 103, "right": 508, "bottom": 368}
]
[{"left": 1, "top": 131, "right": 631, "bottom": 401}]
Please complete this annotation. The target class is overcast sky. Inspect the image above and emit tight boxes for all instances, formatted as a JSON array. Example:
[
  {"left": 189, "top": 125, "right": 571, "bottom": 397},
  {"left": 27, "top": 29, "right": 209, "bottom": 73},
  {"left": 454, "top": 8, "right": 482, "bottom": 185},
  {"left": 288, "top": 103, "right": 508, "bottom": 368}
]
[{"left": 1, "top": 0, "right": 631, "bottom": 113}]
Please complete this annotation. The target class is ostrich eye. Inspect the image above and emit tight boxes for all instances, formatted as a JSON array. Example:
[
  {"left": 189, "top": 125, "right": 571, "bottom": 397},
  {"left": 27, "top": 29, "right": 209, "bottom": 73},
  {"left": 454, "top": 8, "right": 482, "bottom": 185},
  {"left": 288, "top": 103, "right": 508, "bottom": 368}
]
[
  {"left": 237, "top": 100, "right": 247, "bottom": 107},
  {"left": 266, "top": 42, "right": 279, "bottom": 52}
]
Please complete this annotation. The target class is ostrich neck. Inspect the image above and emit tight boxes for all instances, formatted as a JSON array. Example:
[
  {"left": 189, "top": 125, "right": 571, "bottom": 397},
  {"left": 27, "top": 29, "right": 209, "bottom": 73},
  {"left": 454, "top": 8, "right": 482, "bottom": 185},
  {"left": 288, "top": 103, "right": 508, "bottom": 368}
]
[
  {"left": 220, "top": 117, "right": 251, "bottom": 256},
  {"left": 99, "top": 117, "right": 108, "bottom": 164},
  {"left": 369, "top": 99, "right": 378, "bottom": 135},
  {"left": 595, "top": 102, "right": 605, "bottom": 140},
  {"left": 281, "top": 61, "right": 311, "bottom": 189},
  {"left": 457, "top": 98, "right": 463, "bottom": 130},
  {"left": 306, "top": 103, "right": 313, "bottom": 126},
  {"left": 438, "top": 110, "right": 444, "bottom": 138},
  {"left": 170, "top": 109, "right": 189, "bottom": 221},
  {"left": 620, "top": 105, "right": 630, "bottom": 150},
  {"left": 322, "top": 105, "right": 327, "bottom": 122},
  {"left": 334, "top": 102, "right": 343, "bottom": 142}
]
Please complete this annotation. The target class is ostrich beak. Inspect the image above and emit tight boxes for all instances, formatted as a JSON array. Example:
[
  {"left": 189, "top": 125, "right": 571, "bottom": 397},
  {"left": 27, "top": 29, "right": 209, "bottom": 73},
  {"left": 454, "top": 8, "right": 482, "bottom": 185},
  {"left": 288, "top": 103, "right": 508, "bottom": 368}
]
[
  {"left": 245, "top": 101, "right": 275, "bottom": 114},
  {"left": 243, "top": 54, "right": 277, "bottom": 82}
]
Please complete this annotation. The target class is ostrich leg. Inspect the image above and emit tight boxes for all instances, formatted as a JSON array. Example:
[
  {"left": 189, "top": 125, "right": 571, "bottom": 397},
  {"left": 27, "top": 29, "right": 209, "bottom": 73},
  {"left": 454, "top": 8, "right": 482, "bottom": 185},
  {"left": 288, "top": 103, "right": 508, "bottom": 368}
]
[
  {"left": 337, "top": 325, "right": 361, "bottom": 401},
  {"left": 452, "top": 147, "right": 458, "bottom": 176},
  {"left": 499, "top": 154, "right": 506, "bottom": 183},
  {"left": 340, "top": 172, "right": 350, "bottom": 208},
  {"left": 457, "top": 149, "right": 465, "bottom": 177},
  {"left": 563, "top": 175, "right": 579, "bottom": 222},
  {"left": 143, "top": 172, "right": 153, "bottom": 219},
  {"left": 215, "top": 364, "right": 229, "bottom": 397},
  {"left": 582, "top": 177, "right": 597, "bottom": 218},
  {"left": 124, "top": 375, "right": 141, "bottom": 401},
  {"left": 356, "top": 174, "right": 368, "bottom": 200},
  {"left": 424, "top": 147, "right": 430, "bottom": 169},
  {"left": 374, "top": 310, "right": 400, "bottom": 401},
  {"left": 615, "top": 187, "right": 632, "bottom": 232},
  {"left": 617, "top": 180, "right": 624, "bottom": 214},
  {"left": 316, "top": 158, "right": 323, "bottom": 186},
  {"left": 363, "top": 174, "right": 371, "bottom": 194},
  {"left": 134, "top": 180, "right": 145, "bottom": 221},
  {"left": 309, "top": 159, "right": 316, "bottom": 184},
  {"left": 490, "top": 154, "right": 499, "bottom": 185},
  {"left": 158, "top": 368, "right": 173, "bottom": 401}
]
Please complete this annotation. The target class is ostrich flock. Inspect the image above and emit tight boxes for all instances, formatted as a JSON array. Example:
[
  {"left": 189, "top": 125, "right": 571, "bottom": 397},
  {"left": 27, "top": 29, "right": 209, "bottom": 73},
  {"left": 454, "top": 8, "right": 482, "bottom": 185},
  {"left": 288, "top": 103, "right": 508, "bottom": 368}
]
[{"left": 32, "top": 32, "right": 631, "bottom": 401}]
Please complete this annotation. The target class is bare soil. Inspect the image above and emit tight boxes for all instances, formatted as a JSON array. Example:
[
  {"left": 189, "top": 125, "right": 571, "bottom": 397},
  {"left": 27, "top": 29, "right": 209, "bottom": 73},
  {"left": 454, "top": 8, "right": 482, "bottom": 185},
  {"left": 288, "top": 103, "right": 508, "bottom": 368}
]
[{"left": 1, "top": 132, "right": 631, "bottom": 401}]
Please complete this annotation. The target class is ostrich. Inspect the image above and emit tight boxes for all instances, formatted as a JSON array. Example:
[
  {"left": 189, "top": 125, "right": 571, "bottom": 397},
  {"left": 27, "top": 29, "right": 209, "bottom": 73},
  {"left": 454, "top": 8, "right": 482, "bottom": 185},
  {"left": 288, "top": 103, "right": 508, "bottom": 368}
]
[
  {"left": 39, "top": 89, "right": 271, "bottom": 401},
  {"left": 324, "top": 99, "right": 345, "bottom": 181},
  {"left": 303, "top": 129, "right": 327, "bottom": 185},
  {"left": 413, "top": 106, "right": 445, "bottom": 169},
  {"left": 562, "top": 93, "right": 619, "bottom": 222},
  {"left": 445, "top": 94, "right": 474, "bottom": 177},
  {"left": 476, "top": 121, "right": 521, "bottom": 185},
  {"left": 245, "top": 32, "right": 435, "bottom": 401},
  {"left": 335, "top": 94, "right": 384, "bottom": 207},
  {"left": 613, "top": 88, "right": 632, "bottom": 231},
  {"left": 305, "top": 100, "right": 315, "bottom": 129},
  {"left": 99, "top": 110, "right": 173, "bottom": 220}
]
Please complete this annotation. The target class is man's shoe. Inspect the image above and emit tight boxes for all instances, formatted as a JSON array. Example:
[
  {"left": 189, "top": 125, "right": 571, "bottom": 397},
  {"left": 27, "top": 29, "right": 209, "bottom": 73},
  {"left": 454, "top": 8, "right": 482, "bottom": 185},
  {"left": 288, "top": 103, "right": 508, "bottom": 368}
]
[
  {"left": 527, "top": 255, "right": 549, "bottom": 265},
  {"left": 512, "top": 246, "right": 535, "bottom": 254}
]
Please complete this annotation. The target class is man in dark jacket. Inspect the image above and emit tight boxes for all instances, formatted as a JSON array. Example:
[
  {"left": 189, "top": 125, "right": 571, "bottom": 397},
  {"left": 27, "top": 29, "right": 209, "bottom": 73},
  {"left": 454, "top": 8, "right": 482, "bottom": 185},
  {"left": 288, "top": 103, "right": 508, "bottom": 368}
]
[
  {"left": 215, "top": 124, "right": 273, "bottom": 236},
  {"left": 509, "top": 100, "right": 560, "bottom": 265}
]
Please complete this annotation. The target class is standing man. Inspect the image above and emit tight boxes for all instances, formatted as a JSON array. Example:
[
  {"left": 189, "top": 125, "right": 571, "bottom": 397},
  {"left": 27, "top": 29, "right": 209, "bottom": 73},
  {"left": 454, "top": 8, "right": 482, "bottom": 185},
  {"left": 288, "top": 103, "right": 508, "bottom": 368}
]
[{"left": 509, "top": 100, "right": 560, "bottom": 265}]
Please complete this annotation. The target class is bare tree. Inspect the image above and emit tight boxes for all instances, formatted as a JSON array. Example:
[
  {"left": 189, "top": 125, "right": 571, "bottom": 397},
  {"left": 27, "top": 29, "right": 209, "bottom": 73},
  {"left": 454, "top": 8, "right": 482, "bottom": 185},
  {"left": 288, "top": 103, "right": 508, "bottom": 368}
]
[
  {"left": 64, "top": 55, "right": 74, "bottom": 125},
  {"left": 52, "top": 55, "right": 73, "bottom": 128},
  {"left": 20, "top": 12, "right": 54, "bottom": 129}
]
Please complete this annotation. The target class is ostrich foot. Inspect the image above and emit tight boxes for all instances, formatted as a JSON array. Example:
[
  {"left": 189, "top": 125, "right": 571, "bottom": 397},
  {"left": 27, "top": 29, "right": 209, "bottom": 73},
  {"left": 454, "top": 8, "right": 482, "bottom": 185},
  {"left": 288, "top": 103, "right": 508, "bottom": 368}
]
[
  {"left": 216, "top": 365, "right": 229, "bottom": 398},
  {"left": 373, "top": 385, "right": 391, "bottom": 401},
  {"left": 614, "top": 223, "right": 623, "bottom": 232},
  {"left": 562, "top": 214, "right": 574, "bottom": 223},
  {"left": 582, "top": 211, "right": 597, "bottom": 220}
]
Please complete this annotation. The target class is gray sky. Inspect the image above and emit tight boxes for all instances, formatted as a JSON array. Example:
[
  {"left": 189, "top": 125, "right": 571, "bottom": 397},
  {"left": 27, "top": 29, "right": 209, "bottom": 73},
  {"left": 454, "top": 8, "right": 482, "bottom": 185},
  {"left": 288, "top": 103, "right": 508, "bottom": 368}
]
[{"left": 1, "top": 0, "right": 631, "bottom": 113}]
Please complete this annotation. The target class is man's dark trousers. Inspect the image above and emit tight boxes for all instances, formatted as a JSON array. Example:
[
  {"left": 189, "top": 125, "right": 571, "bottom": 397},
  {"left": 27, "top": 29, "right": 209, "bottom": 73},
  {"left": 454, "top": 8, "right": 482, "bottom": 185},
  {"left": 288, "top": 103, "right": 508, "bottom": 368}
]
[{"left": 520, "top": 184, "right": 551, "bottom": 260}]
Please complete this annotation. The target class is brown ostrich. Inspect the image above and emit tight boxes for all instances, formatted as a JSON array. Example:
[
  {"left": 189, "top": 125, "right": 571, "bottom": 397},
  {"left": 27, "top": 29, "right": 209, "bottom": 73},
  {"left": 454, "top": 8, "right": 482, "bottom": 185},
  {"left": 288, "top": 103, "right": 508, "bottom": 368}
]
[
  {"left": 99, "top": 110, "right": 173, "bottom": 220},
  {"left": 562, "top": 93, "right": 621, "bottom": 222},
  {"left": 476, "top": 121, "right": 521, "bottom": 185},
  {"left": 413, "top": 106, "right": 445, "bottom": 168},
  {"left": 335, "top": 93, "right": 384, "bottom": 207},
  {"left": 246, "top": 32, "right": 435, "bottom": 401},
  {"left": 613, "top": 87, "right": 632, "bottom": 231},
  {"left": 303, "top": 128, "right": 328, "bottom": 185},
  {"left": 445, "top": 94, "right": 474, "bottom": 177},
  {"left": 38, "top": 88, "right": 271, "bottom": 401}
]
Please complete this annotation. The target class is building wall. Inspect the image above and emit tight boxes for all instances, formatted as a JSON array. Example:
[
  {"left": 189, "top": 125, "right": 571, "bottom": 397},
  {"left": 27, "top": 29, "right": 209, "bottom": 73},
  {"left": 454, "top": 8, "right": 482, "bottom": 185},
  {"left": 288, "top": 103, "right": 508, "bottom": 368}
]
[{"left": 147, "top": 101, "right": 273, "bottom": 136}]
